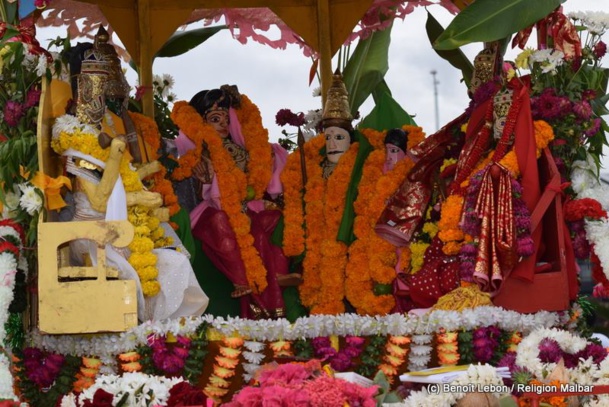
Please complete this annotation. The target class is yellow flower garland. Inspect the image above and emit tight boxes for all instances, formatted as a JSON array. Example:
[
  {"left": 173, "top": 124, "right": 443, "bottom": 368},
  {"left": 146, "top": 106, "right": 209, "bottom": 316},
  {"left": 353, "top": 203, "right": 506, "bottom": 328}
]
[
  {"left": 171, "top": 101, "right": 269, "bottom": 293},
  {"left": 283, "top": 134, "right": 359, "bottom": 315},
  {"left": 52, "top": 122, "right": 163, "bottom": 297},
  {"left": 345, "top": 126, "right": 423, "bottom": 316}
]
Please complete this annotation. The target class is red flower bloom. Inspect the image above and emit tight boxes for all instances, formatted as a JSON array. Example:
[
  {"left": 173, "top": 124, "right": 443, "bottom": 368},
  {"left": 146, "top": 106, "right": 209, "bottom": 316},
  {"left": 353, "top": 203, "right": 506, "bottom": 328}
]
[
  {"left": 167, "top": 381, "right": 208, "bottom": 406},
  {"left": 594, "top": 41, "right": 607, "bottom": 59},
  {"left": 275, "top": 108, "right": 305, "bottom": 127},
  {"left": 564, "top": 198, "right": 607, "bottom": 222},
  {"left": 83, "top": 389, "right": 114, "bottom": 407}
]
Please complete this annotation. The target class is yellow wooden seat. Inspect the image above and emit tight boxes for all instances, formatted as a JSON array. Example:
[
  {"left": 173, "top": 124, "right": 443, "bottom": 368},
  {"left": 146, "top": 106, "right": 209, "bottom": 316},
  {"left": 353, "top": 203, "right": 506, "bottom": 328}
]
[{"left": 38, "top": 220, "right": 138, "bottom": 334}]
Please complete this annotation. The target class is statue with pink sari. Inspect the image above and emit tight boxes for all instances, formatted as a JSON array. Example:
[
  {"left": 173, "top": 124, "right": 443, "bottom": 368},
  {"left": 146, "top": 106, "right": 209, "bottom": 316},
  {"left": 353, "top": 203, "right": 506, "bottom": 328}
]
[{"left": 172, "top": 85, "right": 296, "bottom": 319}]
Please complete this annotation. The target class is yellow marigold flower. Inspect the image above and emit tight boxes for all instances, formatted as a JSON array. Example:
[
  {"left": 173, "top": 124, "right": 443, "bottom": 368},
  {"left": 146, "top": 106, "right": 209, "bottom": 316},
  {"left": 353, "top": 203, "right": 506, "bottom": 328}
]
[
  {"left": 422, "top": 222, "right": 438, "bottom": 238},
  {"left": 142, "top": 280, "right": 160, "bottom": 297},
  {"left": 410, "top": 242, "right": 429, "bottom": 274}
]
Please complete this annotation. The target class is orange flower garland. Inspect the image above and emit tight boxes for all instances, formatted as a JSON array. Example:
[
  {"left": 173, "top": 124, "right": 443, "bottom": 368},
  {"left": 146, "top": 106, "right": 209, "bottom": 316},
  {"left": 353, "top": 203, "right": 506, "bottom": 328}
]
[
  {"left": 167, "top": 105, "right": 208, "bottom": 181},
  {"left": 378, "top": 335, "right": 410, "bottom": 383},
  {"left": 293, "top": 134, "right": 359, "bottom": 315},
  {"left": 128, "top": 111, "right": 180, "bottom": 216},
  {"left": 280, "top": 149, "right": 307, "bottom": 257},
  {"left": 345, "top": 126, "right": 421, "bottom": 315},
  {"left": 437, "top": 194, "right": 465, "bottom": 256},
  {"left": 235, "top": 95, "right": 274, "bottom": 200},
  {"left": 171, "top": 101, "right": 268, "bottom": 293},
  {"left": 204, "top": 337, "right": 244, "bottom": 402},
  {"left": 436, "top": 329, "right": 459, "bottom": 365}
]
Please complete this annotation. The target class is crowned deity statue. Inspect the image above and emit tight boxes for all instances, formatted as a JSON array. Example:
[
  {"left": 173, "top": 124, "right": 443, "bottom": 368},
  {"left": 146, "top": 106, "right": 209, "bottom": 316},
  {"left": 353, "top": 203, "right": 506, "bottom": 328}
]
[
  {"left": 375, "top": 41, "right": 578, "bottom": 313},
  {"left": 281, "top": 72, "right": 373, "bottom": 316},
  {"left": 344, "top": 126, "right": 426, "bottom": 315},
  {"left": 170, "top": 85, "right": 298, "bottom": 319},
  {"left": 51, "top": 27, "right": 208, "bottom": 322}
]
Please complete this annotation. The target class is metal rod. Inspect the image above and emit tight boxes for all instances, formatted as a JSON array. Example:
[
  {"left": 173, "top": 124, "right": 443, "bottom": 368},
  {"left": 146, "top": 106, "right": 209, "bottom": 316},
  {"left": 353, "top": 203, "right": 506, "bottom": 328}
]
[{"left": 431, "top": 70, "right": 440, "bottom": 132}]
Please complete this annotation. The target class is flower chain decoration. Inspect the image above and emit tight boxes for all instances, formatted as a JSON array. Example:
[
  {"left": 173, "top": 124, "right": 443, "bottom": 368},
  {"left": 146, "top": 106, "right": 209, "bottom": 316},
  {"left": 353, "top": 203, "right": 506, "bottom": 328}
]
[
  {"left": 204, "top": 336, "right": 243, "bottom": 402},
  {"left": 407, "top": 334, "right": 433, "bottom": 372},
  {"left": 378, "top": 335, "right": 411, "bottom": 383},
  {"left": 242, "top": 340, "right": 266, "bottom": 383}
]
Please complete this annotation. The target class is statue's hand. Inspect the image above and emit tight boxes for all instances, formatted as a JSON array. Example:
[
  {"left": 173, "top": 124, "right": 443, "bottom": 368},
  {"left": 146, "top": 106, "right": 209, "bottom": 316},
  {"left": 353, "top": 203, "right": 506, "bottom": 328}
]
[
  {"left": 127, "top": 190, "right": 163, "bottom": 208},
  {"left": 152, "top": 207, "right": 170, "bottom": 222},
  {"left": 109, "top": 136, "right": 127, "bottom": 159},
  {"left": 136, "top": 160, "right": 162, "bottom": 180}
]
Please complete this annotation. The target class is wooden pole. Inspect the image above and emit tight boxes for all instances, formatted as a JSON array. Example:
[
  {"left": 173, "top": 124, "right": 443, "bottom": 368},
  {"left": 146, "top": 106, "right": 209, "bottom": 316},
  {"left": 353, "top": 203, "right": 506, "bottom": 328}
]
[
  {"left": 137, "top": 0, "right": 154, "bottom": 117},
  {"left": 317, "top": 0, "right": 333, "bottom": 106}
]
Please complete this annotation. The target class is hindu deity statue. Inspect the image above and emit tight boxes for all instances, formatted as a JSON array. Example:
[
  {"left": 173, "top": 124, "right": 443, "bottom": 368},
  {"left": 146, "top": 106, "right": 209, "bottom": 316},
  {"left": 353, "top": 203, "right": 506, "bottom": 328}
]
[
  {"left": 51, "top": 30, "right": 208, "bottom": 322},
  {"left": 170, "top": 85, "right": 296, "bottom": 319},
  {"left": 281, "top": 72, "right": 373, "bottom": 315},
  {"left": 344, "top": 126, "right": 425, "bottom": 315}
]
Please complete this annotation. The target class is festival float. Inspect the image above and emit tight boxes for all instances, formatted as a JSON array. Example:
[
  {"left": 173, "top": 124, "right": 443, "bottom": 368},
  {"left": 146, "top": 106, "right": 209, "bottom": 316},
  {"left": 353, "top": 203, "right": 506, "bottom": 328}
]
[{"left": 1, "top": 0, "right": 609, "bottom": 406}]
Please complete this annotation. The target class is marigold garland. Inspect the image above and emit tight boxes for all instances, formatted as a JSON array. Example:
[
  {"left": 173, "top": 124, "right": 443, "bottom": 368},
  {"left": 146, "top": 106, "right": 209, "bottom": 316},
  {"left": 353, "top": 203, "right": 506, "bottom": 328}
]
[
  {"left": 171, "top": 101, "right": 268, "bottom": 293},
  {"left": 129, "top": 111, "right": 180, "bottom": 216},
  {"left": 437, "top": 195, "right": 465, "bottom": 256},
  {"left": 287, "top": 134, "right": 359, "bottom": 314},
  {"left": 235, "top": 95, "right": 274, "bottom": 200},
  {"left": 345, "top": 127, "right": 420, "bottom": 315}
]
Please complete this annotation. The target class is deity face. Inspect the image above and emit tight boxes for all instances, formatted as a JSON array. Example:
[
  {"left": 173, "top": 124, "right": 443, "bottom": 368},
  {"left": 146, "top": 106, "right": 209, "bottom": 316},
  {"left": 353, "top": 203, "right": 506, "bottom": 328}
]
[
  {"left": 205, "top": 109, "right": 230, "bottom": 138},
  {"left": 385, "top": 143, "right": 406, "bottom": 171},
  {"left": 325, "top": 126, "right": 350, "bottom": 164}
]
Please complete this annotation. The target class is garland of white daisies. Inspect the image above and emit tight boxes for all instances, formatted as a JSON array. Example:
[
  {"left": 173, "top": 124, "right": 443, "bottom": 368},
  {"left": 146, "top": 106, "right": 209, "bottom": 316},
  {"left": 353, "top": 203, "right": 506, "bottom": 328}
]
[
  {"left": 28, "top": 306, "right": 574, "bottom": 367},
  {"left": 0, "top": 220, "right": 26, "bottom": 401},
  {"left": 571, "top": 154, "right": 609, "bottom": 286}
]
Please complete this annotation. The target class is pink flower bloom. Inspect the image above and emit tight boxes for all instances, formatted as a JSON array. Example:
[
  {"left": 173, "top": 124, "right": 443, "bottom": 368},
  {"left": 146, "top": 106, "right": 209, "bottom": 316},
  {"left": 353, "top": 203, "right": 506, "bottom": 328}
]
[
  {"left": 593, "top": 283, "right": 609, "bottom": 298},
  {"left": 25, "top": 87, "right": 41, "bottom": 109},
  {"left": 3, "top": 100, "right": 24, "bottom": 127}
]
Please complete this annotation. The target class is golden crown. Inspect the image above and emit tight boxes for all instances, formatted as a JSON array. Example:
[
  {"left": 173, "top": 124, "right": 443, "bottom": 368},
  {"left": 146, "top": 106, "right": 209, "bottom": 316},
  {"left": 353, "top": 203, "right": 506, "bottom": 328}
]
[{"left": 322, "top": 71, "right": 353, "bottom": 130}]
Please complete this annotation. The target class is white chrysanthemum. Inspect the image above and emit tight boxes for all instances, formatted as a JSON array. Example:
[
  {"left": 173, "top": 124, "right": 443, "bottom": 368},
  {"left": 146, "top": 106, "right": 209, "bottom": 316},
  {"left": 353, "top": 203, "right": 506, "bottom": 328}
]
[
  {"left": 244, "top": 340, "right": 265, "bottom": 352},
  {"left": 311, "top": 86, "right": 321, "bottom": 97},
  {"left": 52, "top": 114, "right": 98, "bottom": 140},
  {"left": 18, "top": 183, "right": 43, "bottom": 215},
  {"left": 530, "top": 49, "right": 564, "bottom": 74},
  {"left": 59, "top": 393, "right": 77, "bottom": 407},
  {"left": 243, "top": 351, "right": 265, "bottom": 364},
  {"left": 35, "top": 54, "right": 49, "bottom": 77}
]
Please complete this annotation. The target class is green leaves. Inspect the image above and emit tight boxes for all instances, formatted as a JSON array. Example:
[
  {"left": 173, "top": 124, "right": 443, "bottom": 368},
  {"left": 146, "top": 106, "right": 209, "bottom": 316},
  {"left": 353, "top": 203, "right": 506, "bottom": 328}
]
[
  {"left": 433, "top": 0, "right": 565, "bottom": 50},
  {"left": 425, "top": 11, "right": 473, "bottom": 87},
  {"left": 155, "top": 25, "right": 227, "bottom": 58},
  {"left": 343, "top": 22, "right": 393, "bottom": 116}
]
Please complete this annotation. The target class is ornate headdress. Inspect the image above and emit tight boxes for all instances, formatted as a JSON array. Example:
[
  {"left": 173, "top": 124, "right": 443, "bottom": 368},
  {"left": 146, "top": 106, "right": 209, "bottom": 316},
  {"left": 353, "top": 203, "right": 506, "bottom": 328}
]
[
  {"left": 75, "top": 57, "right": 110, "bottom": 126},
  {"left": 85, "top": 26, "right": 130, "bottom": 101},
  {"left": 469, "top": 42, "right": 501, "bottom": 96},
  {"left": 322, "top": 71, "right": 353, "bottom": 131}
]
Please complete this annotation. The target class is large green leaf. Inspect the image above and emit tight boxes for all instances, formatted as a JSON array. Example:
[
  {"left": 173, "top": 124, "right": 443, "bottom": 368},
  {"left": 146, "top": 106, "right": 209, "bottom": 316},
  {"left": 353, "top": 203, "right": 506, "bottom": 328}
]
[
  {"left": 155, "top": 25, "right": 227, "bottom": 58},
  {"left": 343, "top": 22, "right": 392, "bottom": 116},
  {"left": 426, "top": 11, "right": 473, "bottom": 87},
  {"left": 433, "top": 0, "right": 565, "bottom": 50}
]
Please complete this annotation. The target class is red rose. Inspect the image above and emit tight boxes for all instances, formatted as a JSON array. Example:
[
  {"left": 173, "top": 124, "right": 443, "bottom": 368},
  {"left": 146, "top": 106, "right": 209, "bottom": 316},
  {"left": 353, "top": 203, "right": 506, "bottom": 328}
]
[
  {"left": 167, "top": 381, "right": 207, "bottom": 407},
  {"left": 83, "top": 389, "right": 114, "bottom": 407}
]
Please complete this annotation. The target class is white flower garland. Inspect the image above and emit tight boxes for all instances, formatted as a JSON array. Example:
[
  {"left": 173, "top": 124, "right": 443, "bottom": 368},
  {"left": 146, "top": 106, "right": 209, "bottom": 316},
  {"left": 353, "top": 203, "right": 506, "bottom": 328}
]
[
  {"left": 0, "top": 221, "right": 23, "bottom": 345},
  {"left": 242, "top": 340, "right": 265, "bottom": 382},
  {"left": 27, "top": 306, "right": 572, "bottom": 368},
  {"left": 515, "top": 327, "right": 588, "bottom": 379},
  {"left": 0, "top": 353, "right": 18, "bottom": 401},
  {"left": 59, "top": 372, "right": 185, "bottom": 407},
  {"left": 395, "top": 364, "right": 507, "bottom": 407},
  {"left": 408, "top": 334, "right": 432, "bottom": 372},
  {"left": 571, "top": 155, "right": 609, "bottom": 283}
]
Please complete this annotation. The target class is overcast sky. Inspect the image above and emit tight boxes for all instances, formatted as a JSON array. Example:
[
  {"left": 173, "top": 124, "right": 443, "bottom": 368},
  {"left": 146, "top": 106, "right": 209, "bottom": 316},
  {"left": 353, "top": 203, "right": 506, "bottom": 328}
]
[{"left": 37, "top": 0, "right": 609, "bottom": 167}]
